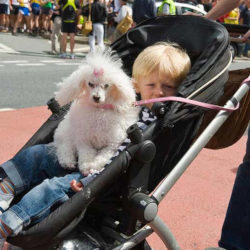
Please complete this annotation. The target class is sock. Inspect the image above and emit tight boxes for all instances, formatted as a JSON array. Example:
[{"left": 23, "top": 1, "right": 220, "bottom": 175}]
[
  {"left": 0, "top": 219, "right": 12, "bottom": 239},
  {"left": 0, "top": 178, "right": 15, "bottom": 196}
]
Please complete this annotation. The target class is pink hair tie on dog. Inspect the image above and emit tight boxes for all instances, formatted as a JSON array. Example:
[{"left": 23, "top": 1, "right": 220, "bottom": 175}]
[{"left": 93, "top": 68, "right": 104, "bottom": 78}]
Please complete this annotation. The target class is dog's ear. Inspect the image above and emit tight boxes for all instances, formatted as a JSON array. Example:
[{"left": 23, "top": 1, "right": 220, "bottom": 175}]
[
  {"left": 54, "top": 65, "right": 88, "bottom": 106},
  {"left": 109, "top": 84, "right": 122, "bottom": 102},
  {"left": 109, "top": 79, "right": 136, "bottom": 111}
]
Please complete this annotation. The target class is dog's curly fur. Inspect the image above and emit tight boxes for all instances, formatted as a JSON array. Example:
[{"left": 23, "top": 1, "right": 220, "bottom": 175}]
[{"left": 54, "top": 50, "right": 138, "bottom": 175}]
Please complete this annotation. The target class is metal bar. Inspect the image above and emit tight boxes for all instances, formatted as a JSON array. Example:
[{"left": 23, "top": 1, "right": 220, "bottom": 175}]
[
  {"left": 152, "top": 82, "right": 250, "bottom": 203},
  {"left": 148, "top": 216, "right": 180, "bottom": 250},
  {"left": 112, "top": 226, "right": 153, "bottom": 250}
]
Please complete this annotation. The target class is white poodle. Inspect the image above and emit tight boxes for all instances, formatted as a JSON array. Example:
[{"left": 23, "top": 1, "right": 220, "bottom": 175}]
[{"left": 54, "top": 50, "right": 138, "bottom": 175}]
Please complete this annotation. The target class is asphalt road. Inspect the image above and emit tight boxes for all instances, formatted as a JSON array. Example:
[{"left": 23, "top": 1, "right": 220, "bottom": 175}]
[
  {"left": 0, "top": 32, "right": 89, "bottom": 109},
  {"left": 0, "top": 32, "right": 249, "bottom": 110}
]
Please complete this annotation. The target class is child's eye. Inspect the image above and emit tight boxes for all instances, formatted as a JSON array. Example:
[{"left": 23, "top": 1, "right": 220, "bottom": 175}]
[
  {"left": 147, "top": 83, "right": 155, "bottom": 87},
  {"left": 162, "top": 84, "right": 175, "bottom": 91},
  {"left": 88, "top": 82, "right": 95, "bottom": 88}
]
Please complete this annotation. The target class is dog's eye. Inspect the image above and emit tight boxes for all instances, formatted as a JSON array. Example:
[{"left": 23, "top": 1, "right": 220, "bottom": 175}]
[
  {"left": 104, "top": 84, "right": 109, "bottom": 89},
  {"left": 88, "top": 82, "right": 94, "bottom": 88}
]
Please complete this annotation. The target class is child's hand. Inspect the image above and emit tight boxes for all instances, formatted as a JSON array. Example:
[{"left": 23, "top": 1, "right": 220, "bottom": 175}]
[{"left": 70, "top": 180, "right": 83, "bottom": 192}]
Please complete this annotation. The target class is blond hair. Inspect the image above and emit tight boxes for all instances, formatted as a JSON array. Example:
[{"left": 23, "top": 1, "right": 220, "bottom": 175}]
[{"left": 132, "top": 42, "right": 191, "bottom": 87}]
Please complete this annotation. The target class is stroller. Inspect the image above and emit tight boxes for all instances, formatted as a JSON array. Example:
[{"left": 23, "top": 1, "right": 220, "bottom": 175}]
[{"left": 6, "top": 15, "right": 250, "bottom": 249}]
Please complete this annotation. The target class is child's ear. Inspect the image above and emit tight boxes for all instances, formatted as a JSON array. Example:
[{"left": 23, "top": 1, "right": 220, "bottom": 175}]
[{"left": 133, "top": 79, "right": 140, "bottom": 93}]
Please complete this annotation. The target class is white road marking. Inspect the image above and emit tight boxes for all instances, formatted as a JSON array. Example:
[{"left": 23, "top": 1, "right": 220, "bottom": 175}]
[
  {"left": 16, "top": 63, "right": 45, "bottom": 66},
  {"left": 40, "top": 60, "right": 63, "bottom": 63},
  {"left": 0, "top": 43, "right": 19, "bottom": 54},
  {"left": 2, "top": 60, "right": 28, "bottom": 63},
  {"left": 73, "top": 47, "right": 89, "bottom": 52},
  {"left": 55, "top": 63, "right": 81, "bottom": 66},
  {"left": 0, "top": 108, "right": 15, "bottom": 112}
]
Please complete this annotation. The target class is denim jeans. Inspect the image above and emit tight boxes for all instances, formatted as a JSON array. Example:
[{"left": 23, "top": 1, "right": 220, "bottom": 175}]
[
  {"left": 2, "top": 172, "right": 83, "bottom": 235},
  {"left": 219, "top": 127, "right": 250, "bottom": 249},
  {"left": 0, "top": 144, "right": 84, "bottom": 234},
  {"left": 0, "top": 144, "right": 72, "bottom": 194}
]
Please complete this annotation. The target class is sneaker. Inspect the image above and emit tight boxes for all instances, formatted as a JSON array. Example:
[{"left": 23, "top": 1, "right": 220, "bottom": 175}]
[
  {"left": 0, "top": 193, "right": 14, "bottom": 215},
  {"left": 11, "top": 31, "right": 17, "bottom": 36},
  {"left": 69, "top": 53, "right": 75, "bottom": 59},
  {"left": 51, "top": 49, "right": 58, "bottom": 55},
  {"left": 59, "top": 53, "right": 67, "bottom": 59}
]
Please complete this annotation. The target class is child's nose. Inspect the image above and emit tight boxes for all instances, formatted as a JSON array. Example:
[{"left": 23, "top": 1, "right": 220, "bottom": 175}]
[{"left": 155, "top": 88, "right": 164, "bottom": 97}]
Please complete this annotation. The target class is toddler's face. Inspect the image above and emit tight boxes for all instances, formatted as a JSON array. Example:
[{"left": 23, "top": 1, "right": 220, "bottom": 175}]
[{"left": 135, "top": 70, "right": 177, "bottom": 108}]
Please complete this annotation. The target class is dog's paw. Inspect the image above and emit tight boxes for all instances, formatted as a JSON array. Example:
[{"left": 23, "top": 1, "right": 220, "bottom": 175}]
[
  {"left": 59, "top": 159, "right": 76, "bottom": 169},
  {"left": 79, "top": 162, "right": 92, "bottom": 176},
  {"left": 80, "top": 162, "right": 102, "bottom": 176}
]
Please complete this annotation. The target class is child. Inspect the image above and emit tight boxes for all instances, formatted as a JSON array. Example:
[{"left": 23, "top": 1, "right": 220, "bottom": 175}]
[{"left": 0, "top": 42, "right": 191, "bottom": 239}]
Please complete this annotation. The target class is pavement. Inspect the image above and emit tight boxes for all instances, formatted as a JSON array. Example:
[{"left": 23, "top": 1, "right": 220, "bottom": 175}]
[{"left": 0, "top": 106, "right": 248, "bottom": 249}]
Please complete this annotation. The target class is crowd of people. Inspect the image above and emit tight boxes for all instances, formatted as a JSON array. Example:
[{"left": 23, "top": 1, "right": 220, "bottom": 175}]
[{"left": 0, "top": 0, "right": 249, "bottom": 57}]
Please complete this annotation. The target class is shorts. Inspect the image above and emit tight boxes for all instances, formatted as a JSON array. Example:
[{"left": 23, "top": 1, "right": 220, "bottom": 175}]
[
  {"left": 10, "top": 5, "right": 19, "bottom": 15},
  {"left": 19, "top": 6, "right": 30, "bottom": 16},
  {"left": 31, "top": 3, "right": 40, "bottom": 15},
  {"left": 0, "top": 4, "right": 8, "bottom": 14},
  {"left": 42, "top": 6, "right": 52, "bottom": 15},
  {"left": 61, "top": 21, "right": 76, "bottom": 34}
]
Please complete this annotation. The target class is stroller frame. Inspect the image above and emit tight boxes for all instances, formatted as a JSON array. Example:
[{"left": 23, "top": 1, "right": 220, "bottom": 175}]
[
  {"left": 5, "top": 16, "right": 250, "bottom": 250},
  {"left": 113, "top": 77, "right": 250, "bottom": 250}
]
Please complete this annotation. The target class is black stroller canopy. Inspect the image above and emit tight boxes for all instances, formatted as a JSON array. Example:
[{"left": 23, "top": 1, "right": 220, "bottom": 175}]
[
  {"left": 111, "top": 15, "right": 231, "bottom": 125},
  {"left": 8, "top": 16, "right": 231, "bottom": 249}
]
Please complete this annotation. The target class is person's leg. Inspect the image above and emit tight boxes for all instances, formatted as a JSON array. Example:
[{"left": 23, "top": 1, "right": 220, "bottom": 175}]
[
  {"left": 5, "top": 11, "right": 9, "bottom": 31},
  {"left": 0, "top": 11, "right": 3, "bottom": 29},
  {"left": 0, "top": 5, "right": 8, "bottom": 30},
  {"left": 69, "top": 32, "right": 75, "bottom": 56},
  {"left": 95, "top": 23, "right": 104, "bottom": 51},
  {"left": 9, "top": 6, "right": 18, "bottom": 31},
  {"left": 0, "top": 172, "right": 83, "bottom": 238},
  {"left": 243, "top": 43, "right": 250, "bottom": 57},
  {"left": 29, "top": 12, "right": 34, "bottom": 31},
  {"left": 60, "top": 21, "right": 68, "bottom": 57},
  {"left": 41, "top": 12, "right": 46, "bottom": 32},
  {"left": 219, "top": 127, "right": 250, "bottom": 249},
  {"left": 12, "top": 11, "right": 22, "bottom": 34},
  {"left": 34, "top": 14, "right": 39, "bottom": 35},
  {"left": 0, "top": 144, "right": 71, "bottom": 195},
  {"left": 56, "top": 17, "right": 62, "bottom": 53},
  {"left": 51, "top": 18, "right": 57, "bottom": 52},
  {"left": 88, "top": 25, "right": 96, "bottom": 53},
  {"left": 60, "top": 32, "right": 67, "bottom": 57},
  {"left": 24, "top": 11, "right": 30, "bottom": 32}
]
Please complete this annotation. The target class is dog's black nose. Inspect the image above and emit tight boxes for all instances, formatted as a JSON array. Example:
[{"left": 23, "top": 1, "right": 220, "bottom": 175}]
[{"left": 93, "top": 96, "right": 100, "bottom": 103}]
